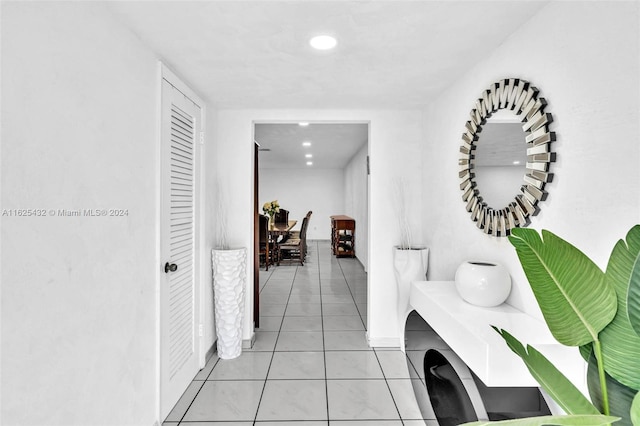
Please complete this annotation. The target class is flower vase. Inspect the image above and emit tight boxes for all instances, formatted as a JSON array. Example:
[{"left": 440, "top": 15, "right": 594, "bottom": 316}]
[
  {"left": 211, "top": 247, "right": 247, "bottom": 359},
  {"left": 269, "top": 215, "right": 275, "bottom": 230},
  {"left": 393, "top": 246, "right": 429, "bottom": 352}
]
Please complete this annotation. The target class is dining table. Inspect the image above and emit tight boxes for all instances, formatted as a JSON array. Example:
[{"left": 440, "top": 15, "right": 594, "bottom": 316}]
[{"left": 268, "top": 219, "right": 297, "bottom": 239}]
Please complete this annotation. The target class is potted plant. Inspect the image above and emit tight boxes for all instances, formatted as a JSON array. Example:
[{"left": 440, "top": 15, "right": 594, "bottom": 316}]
[
  {"left": 211, "top": 181, "right": 247, "bottom": 359},
  {"left": 392, "top": 177, "right": 429, "bottom": 352},
  {"left": 463, "top": 225, "right": 640, "bottom": 425}
]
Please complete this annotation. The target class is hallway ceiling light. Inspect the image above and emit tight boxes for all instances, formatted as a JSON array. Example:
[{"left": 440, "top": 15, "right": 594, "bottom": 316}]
[
  {"left": 298, "top": 122, "right": 309, "bottom": 126},
  {"left": 305, "top": 154, "right": 313, "bottom": 158},
  {"left": 302, "top": 141, "right": 312, "bottom": 147},
  {"left": 310, "top": 35, "right": 337, "bottom": 50},
  {"left": 306, "top": 161, "right": 313, "bottom": 166}
]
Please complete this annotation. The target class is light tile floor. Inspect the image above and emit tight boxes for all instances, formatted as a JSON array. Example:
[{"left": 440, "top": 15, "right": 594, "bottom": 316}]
[{"left": 163, "top": 240, "right": 436, "bottom": 425}]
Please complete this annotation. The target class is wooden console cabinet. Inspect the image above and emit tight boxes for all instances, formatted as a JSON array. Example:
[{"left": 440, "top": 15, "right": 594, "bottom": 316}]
[{"left": 330, "top": 215, "right": 355, "bottom": 257}]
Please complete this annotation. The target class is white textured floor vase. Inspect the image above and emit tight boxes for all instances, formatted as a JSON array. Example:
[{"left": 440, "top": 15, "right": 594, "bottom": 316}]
[
  {"left": 455, "top": 261, "right": 511, "bottom": 307},
  {"left": 212, "top": 248, "right": 247, "bottom": 359},
  {"left": 393, "top": 246, "right": 429, "bottom": 352}
]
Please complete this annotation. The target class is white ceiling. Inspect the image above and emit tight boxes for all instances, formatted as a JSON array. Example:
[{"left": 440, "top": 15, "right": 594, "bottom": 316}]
[
  {"left": 108, "top": 1, "right": 547, "bottom": 109},
  {"left": 255, "top": 122, "right": 368, "bottom": 169},
  {"left": 107, "top": 0, "right": 549, "bottom": 167}
]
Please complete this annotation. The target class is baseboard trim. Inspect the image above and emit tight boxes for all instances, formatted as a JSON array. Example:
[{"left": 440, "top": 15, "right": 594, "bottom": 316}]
[
  {"left": 367, "top": 332, "right": 401, "bottom": 348},
  {"left": 242, "top": 331, "right": 256, "bottom": 349},
  {"left": 205, "top": 341, "right": 217, "bottom": 362}
]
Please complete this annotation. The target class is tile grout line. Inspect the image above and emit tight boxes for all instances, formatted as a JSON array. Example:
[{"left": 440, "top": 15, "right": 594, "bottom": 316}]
[
  {"left": 405, "top": 350, "right": 426, "bottom": 387},
  {"left": 252, "top": 262, "right": 298, "bottom": 424},
  {"left": 175, "top": 357, "right": 217, "bottom": 425},
  {"left": 315, "top": 241, "right": 333, "bottom": 425},
  {"left": 373, "top": 347, "right": 408, "bottom": 425},
  {"left": 336, "top": 256, "right": 367, "bottom": 330},
  {"left": 339, "top": 249, "right": 410, "bottom": 424}
]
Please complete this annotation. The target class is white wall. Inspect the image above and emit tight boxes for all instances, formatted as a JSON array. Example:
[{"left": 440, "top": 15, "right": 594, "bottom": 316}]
[
  {"left": 259, "top": 168, "right": 344, "bottom": 240},
  {"left": 1, "top": 3, "right": 219, "bottom": 425},
  {"left": 344, "top": 144, "right": 369, "bottom": 270},
  {"left": 215, "top": 110, "right": 422, "bottom": 347},
  {"left": 1, "top": 3, "right": 160, "bottom": 425},
  {"left": 421, "top": 1, "right": 640, "bottom": 318},
  {"left": 202, "top": 109, "right": 219, "bottom": 361}
]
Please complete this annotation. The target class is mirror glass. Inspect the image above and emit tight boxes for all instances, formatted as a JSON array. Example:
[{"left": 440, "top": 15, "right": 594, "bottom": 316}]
[{"left": 473, "top": 117, "right": 526, "bottom": 207}]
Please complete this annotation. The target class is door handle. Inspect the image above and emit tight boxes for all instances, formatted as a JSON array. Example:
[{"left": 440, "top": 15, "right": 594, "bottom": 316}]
[{"left": 164, "top": 262, "right": 178, "bottom": 273}]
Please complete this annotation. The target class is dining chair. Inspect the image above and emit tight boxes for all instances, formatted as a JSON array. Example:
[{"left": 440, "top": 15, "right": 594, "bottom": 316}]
[
  {"left": 258, "top": 214, "right": 277, "bottom": 270},
  {"left": 289, "top": 211, "right": 312, "bottom": 239},
  {"left": 288, "top": 211, "right": 312, "bottom": 254},
  {"left": 274, "top": 208, "right": 289, "bottom": 224},
  {"left": 278, "top": 214, "right": 310, "bottom": 266}
]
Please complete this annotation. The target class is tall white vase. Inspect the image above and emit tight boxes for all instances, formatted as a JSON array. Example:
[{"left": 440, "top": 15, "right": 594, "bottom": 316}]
[
  {"left": 211, "top": 247, "right": 247, "bottom": 359},
  {"left": 393, "top": 246, "right": 429, "bottom": 352}
]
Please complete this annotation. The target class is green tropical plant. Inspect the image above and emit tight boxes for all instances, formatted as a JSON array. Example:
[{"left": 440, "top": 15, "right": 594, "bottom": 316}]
[{"left": 462, "top": 225, "right": 640, "bottom": 426}]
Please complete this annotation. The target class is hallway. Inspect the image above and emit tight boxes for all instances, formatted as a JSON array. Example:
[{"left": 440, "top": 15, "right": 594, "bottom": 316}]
[{"left": 162, "top": 240, "right": 435, "bottom": 425}]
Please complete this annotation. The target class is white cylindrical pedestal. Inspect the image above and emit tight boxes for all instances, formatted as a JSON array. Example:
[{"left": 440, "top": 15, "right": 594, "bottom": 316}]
[{"left": 212, "top": 248, "right": 247, "bottom": 359}]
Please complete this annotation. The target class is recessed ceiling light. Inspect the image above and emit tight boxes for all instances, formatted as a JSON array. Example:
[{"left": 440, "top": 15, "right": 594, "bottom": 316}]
[
  {"left": 299, "top": 122, "right": 309, "bottom": 126},
  {"left": 302, "top": 141, "right": 312, "bottom": 147},
  {"left": 305, "top": 154, "right": 313, "bottom": 158},
  {"left": 306, "top": 161, "right": 313, "bottom": 166},
  {"left": 513, "top": 160, "right": 521, "bottom": 165},
  {"left": 310, "top": 35, "right": 337, "bottom": 50}
]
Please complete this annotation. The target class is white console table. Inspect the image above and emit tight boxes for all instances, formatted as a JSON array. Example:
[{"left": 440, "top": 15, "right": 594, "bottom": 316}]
[{"left": 410, "top": 281, "right": 586, "bottom": 390}]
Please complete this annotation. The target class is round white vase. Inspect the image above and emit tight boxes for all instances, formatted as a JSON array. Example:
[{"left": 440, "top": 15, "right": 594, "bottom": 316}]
[
  {"left": 393, "top": 246, "right": 429, "bottom": 352},
  {"left": 454, "top": 261, "right": 511, "bottom": 307},
  {"left": 212, "top": 247, "right": 247, "bottom": 359}
]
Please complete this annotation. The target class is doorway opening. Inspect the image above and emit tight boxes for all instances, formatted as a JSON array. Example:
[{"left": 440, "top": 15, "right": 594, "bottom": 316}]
[{"left": 252, "top": 121, "right": 370, "bottom": 329}]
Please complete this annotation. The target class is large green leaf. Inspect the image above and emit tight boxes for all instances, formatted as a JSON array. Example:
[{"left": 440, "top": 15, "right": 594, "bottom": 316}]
[
  {"left": 508, "top": 228, "right": 617, "bottom": 346},
  {"left": 631, "top": 392, "right": 640, "bottom": 426},
  {"left": 494, "top": 327, "right": 599, "bottom": 415},
  {"left": 461, "top": 415, "right": 619, "bottom": 425},
  {"left": 580, "top": 342, "right": 593, "bottom": 362},
  {"left": 600, "top": 225, "right": 640, "bottom": 390},
  {"left": 626, "top": 249, "right": 640, "bottom": 338},
  {"left": 588, "top": 352, "right": 638, "bottom": 426}
]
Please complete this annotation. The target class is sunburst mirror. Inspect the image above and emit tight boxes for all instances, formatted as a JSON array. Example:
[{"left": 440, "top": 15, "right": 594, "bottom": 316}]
[{"left": 459, "top": 78, "right": 556, "bottom": 236}]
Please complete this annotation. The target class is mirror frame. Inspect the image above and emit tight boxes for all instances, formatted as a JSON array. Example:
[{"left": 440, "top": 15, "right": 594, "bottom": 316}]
[{"left": 459, "top": 78, "right": 556, "bottom": 236}]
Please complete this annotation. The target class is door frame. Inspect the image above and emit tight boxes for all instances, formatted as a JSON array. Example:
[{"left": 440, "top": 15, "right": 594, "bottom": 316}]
[
  {"left": 253, "top": 142, "right": 260, "bottom": 328},
  {"left": 156, "top": 62, "right": 207, "bottom": 421}
]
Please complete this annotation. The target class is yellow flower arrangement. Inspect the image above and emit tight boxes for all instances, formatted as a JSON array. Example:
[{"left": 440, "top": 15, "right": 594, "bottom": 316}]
[{"left": 262, "top": 200, "right": 280, "bottom": 219}]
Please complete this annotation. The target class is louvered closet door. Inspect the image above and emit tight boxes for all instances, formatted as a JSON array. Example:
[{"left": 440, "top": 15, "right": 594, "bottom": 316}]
[{"left": 160, "top": 78, "right": 201, "bottom": 419}]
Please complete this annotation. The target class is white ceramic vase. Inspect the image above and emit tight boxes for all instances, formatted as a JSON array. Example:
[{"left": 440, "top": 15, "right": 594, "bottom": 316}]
[
  {"left": 212, "top": 247, "right": 247, "bottom": 359},
  {"left": 393, "top": 246, "right": 429, "bottom": 352},
  {"left": 454, "top": 261, "right": 511, "bottom": 307}
]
